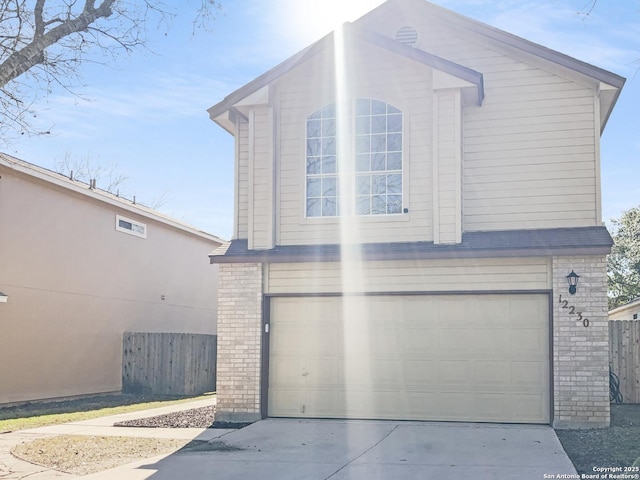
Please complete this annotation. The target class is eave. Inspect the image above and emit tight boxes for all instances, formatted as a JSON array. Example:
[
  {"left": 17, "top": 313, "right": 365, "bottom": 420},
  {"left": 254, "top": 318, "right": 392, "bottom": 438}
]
[{"left": 210, "top": 227, "right": 612, "bottom": 264}]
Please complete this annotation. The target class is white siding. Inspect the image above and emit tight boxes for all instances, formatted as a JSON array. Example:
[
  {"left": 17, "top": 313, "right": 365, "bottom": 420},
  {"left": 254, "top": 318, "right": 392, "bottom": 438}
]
[
  {"left": 462, "top": 68, "right": 596, "bottom": 231},
  {"left": 433, "top": 89, "right": 462, "bottom": 244},
  {"left": 237, "top": 121, "right": 249, "bottom": 239},
  {"left": 275, "top": 42, "right": 434, "bottom": 246},
  {"left": 266, "top": 257, "right": 551, "bottom": 294},
  {"left": 251, "top": 106, "right": 274, "bottom": 249},
  {"left": 358, "top": 10, "right": 599, "bottom": 232}
]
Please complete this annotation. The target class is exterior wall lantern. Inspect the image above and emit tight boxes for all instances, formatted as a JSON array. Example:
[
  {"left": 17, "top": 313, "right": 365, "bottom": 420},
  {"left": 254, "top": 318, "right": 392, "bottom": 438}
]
[
  {"left": 0, "top": 291, "right": 7, "bottom": 303},
  {"left": 566, "top": 271, "right": 579, "bottom": 295}
]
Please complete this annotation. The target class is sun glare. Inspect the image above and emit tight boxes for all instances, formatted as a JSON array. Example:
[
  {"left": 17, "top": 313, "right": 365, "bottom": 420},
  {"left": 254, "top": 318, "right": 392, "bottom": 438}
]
[{"left": 279, "top": 0, "right": 385, "bottom": 44}]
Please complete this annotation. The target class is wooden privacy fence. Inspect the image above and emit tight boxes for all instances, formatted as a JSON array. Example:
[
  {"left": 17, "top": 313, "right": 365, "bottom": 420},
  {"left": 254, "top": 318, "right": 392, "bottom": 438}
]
[
  {"left": 610, "top": 320, "right": 640, "bottom": 404},
  {"left": 123, "top": 332, "right": 217, "bottom": 395}
]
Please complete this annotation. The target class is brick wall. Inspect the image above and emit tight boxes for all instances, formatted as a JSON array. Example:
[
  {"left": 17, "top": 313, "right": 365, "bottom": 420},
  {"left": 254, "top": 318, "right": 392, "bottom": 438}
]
[
  {"left": 552, "top": 255, "right": 609, "bottom": 429},
  {"left": 215, "top": 263, "right": 263, "bottom": 423}
]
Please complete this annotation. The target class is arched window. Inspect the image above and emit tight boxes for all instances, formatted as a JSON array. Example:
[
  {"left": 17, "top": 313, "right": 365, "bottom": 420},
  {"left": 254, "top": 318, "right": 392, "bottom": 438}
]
[{"left": 305, "top": 99, "right": 402, "bottom": 217}]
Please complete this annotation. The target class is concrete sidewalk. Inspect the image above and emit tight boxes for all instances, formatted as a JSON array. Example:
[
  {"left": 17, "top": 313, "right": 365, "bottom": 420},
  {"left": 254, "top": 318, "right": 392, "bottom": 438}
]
[
  {"left": 0, "top": 397, "right": 578, "bottom": 480},
  {"left": 0, "top": 396, "right": 229, "bottom": 479}
]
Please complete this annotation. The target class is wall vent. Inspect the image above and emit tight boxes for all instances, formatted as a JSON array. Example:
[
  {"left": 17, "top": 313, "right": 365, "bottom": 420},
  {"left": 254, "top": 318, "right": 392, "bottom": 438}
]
[{"left": 395, "top": 26, "right": 418, "bottom": 47}]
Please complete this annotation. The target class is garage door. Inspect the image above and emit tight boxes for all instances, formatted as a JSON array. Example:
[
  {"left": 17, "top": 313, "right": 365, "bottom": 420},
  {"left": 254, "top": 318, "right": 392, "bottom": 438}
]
[{"left": 268, "top": 294, "right": 549, "bottom": 423}]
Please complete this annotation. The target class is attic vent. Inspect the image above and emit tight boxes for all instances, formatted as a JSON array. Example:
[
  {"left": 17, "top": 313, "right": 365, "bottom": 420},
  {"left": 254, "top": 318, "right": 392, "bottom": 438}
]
[{"left": 395, "top": 26, "right": 418, "bottom": 47}]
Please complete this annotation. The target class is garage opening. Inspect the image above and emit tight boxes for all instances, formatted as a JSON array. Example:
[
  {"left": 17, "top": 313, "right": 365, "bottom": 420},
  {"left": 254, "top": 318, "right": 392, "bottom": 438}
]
[{"left": 268, "top": 293, "right": 550, "bottom": 423}]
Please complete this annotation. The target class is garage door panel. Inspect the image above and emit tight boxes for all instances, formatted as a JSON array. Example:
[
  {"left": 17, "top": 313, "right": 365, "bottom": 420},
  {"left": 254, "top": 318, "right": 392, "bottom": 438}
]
[
  {"left": 439, "top": 360, "right": 475, "bottom": 384},
  {"left": 474, "top": 361, "right": 511, "bottom": 384},
  {"left": 270, "top": 388, "right": 305, "bottom": 416},
  {"left": 269, "top": 356, "right": 305, "bottom": 386},
  {"left": 270, "top": 324, "right": 307, "bottom": 354},
  {"left": 370, "top": 360, "right": 404, "bottom": 386},
  {"left": 511, "top": 394, "right": 547, "bottom": 421},
  {"left": 511, "top": 327, "right": 547, "bottom": 353},
  {"left": 439, "top": 327, "right": 476, "bottom": 352},
  {"left": 269, "top": 294, "right": 549, "bottom": 423},
  {"left": 403, "top": 298, "right": 439, "bottom": 324},
  {"left": 512, "top": 361, "right": 547, "bottom": 385},
  {"left": 403, "top": 328, "right": 440, "bottom": 353},
  {"left": 405, "top": 360, "right": 440, "bottom": 383}
]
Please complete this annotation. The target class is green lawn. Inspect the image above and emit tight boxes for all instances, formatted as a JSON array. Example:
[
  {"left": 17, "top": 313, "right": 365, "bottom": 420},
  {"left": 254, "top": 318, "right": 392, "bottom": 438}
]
[{"left": 0, "top": 393, "right": 212, "bottom": 433}]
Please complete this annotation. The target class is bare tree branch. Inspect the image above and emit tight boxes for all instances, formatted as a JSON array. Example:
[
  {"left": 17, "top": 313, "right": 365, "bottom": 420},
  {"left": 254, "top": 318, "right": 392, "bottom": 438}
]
[{"left": 0, "top": 0, "right": 220, "bottom": 140}]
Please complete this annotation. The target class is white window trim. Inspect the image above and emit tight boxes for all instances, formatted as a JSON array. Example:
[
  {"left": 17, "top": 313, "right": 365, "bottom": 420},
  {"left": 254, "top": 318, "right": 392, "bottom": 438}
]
[
  {"left": 116, "top": 214, "right": 147, "bottom": 238},
  {"left": 304, "top": 98, "right": 405, "bottom": 219}
]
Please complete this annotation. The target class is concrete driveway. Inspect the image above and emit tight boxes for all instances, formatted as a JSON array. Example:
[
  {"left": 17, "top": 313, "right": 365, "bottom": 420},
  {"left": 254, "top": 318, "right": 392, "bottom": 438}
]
[{"left": 84, "top": 418, "right": 577, "bottom": 480}]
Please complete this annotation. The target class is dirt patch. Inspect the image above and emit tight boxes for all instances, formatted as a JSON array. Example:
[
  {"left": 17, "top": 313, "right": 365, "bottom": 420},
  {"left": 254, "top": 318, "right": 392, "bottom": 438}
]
[
  {"left": 11, "top": 435, "right": 190, "bottom": 476},
  {"left": 556, "top": 404, "right": 640, "bottom": 475},
  {"left": 179, "top": 440, "right": 246, "bottom": 453}
]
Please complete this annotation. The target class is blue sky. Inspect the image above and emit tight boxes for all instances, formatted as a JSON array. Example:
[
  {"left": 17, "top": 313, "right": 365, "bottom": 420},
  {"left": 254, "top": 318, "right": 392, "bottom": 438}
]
[{"left": 5, "top": 0, "right": 639, "bottom": 239}]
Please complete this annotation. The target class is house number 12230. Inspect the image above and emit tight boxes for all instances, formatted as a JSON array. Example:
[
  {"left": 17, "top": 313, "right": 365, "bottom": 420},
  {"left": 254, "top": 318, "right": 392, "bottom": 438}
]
[{"left": 558, "top": 294, "right": 589, "bottom": 327}]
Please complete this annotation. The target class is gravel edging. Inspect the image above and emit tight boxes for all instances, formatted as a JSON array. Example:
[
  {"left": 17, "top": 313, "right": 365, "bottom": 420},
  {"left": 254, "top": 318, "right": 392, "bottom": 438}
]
[{"left": 114, "top": 405, "right": 217, "bottom": 428}]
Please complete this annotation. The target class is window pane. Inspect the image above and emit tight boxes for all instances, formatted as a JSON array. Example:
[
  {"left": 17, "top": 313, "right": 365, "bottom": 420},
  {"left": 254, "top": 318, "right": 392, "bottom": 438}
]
[
  {"left": 387, "top": 195, "right": 402, "bottom": 214},
  {"left": 371, "top": 115, "right": 386, "bottom": 134},
  {"left": 372, "top": 100, "right": 387, "bottom": 115},
  {"left": 356, "top": 175, "right": 370, "bottom": 194},
  {"left": 308, "top": 109, "right": 321, "bottom": 120},
  {"left": 356, "top": 98, "right": 370, "bottom": 116},
  {"left": 372, "top": 175, "right": 386, "bottom": 194},
  {"left": 322, "top": 197, "right": 337, "bottom": 216},
  {"left": 356, "top": 196, "right": 370, "bottom": 215},
  {"left": 387, "top": 152, "right": 402, "bottom": 170},
  {"left": 387, "top": 114, "right": 402, "bottom": 132},
  {"left": 355, "top": 116, "right": 370, "bottom": 134},
  {"left": 322, "top": 118, "right": 336, "bottom": 137},
  {"left": 307, "top": 157, "right": 321, "bottom": 174},
  {"left": 372, "top": 153, "right": 386, "bottom": 171},
  {"left": 322, "top": 103, "right": 336, "bottom": 118},
  {"left": 307, "top": 178, "right": 321, "bottom": 197},
  {"left": 322, "top": 137, "right": 336, "bottom": 156},
  {"left": 322, "top": 156, "right": 336, "bottom": 174},
  {"left": 371, "top": 134, "right": 386, "bottom": 153},
  {"left": 387, "top": 104, "right": 401, "bottom": 114},
  {"left": 372, "top": 195, "right": 386, "bottom": 214},
  {"left": 307, "top": 119, "right": 321, "bottom": 138},
  {"left": 307, "top": 138, "right": 321, "bottom": 156},
  {"left": 387, "top": 133, "right": 402, "bottom": 152},
  {"left": 356, "top": 136, "right": 370, "bottom": 154},
  {"left": 307, "top": 198, "right": 321, "bottom": 217},
  {"left": 387, "top": 174, "right": 402, "bottom": 193},
  {"left": 322, "top": 177, "right": 337, "bottom": 196},
  {"left": 356, "top": 154, "right": 370, "bottom": 172}
]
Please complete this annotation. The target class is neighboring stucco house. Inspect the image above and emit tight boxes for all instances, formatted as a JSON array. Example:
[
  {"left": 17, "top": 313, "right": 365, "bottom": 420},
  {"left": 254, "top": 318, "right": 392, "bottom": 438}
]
[
  {"left": 208, "top": 0, "right": 624, "bottom": 428},
  {"left": 0, "top": 154, "right": 223, "bottom": 404},
  {"left": 609, "top": 299, "right": 640, "bottom": 321}
]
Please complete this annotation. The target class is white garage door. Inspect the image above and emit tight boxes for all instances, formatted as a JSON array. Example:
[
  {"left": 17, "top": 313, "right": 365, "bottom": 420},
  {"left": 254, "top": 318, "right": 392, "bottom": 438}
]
[{"left": 268, "top": 294, "right": 549, "bottom": 423}]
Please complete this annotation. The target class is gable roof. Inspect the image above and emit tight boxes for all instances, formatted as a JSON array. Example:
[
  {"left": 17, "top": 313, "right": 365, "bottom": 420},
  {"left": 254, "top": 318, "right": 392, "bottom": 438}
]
[
  {"left": 208, "top": 21, "right": 484, "bottom": 132},
  {"left": 359, "top": 0, "right": 624, "bottom": 129},
  {"left": 0, "top": 153, "right": 226, "bottom": 244},
  {"left": 208, "top": 0, "right": 624, "bottom": 132}
]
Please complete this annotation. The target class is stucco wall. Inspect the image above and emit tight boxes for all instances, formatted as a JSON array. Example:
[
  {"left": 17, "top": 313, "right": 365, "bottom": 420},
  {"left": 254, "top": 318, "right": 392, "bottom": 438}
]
[{"left": 0, "top": 166, "right": 220, "bottom": 404}]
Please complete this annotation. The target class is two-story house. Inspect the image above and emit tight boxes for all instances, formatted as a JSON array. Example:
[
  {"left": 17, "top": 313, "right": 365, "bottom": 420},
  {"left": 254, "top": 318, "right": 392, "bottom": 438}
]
[{"left": 208, "top": 0, "right": 624, "bottom": 428}]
